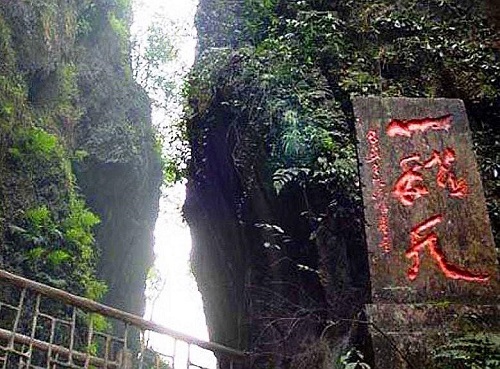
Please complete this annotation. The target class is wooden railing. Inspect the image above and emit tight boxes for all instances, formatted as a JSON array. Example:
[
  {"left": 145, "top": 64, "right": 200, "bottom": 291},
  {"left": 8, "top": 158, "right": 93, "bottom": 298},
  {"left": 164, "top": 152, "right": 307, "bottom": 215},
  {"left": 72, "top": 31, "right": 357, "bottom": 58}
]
[{"left": 0, "top": 269, "right": 247, "bottom": 369}]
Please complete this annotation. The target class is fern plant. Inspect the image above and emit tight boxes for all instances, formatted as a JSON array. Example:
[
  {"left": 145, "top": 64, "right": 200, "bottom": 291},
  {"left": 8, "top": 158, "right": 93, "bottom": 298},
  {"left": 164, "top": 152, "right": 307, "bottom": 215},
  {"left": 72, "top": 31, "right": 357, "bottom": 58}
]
[{"left": 432, "top": 334, "right": 500, "bottom": 369}]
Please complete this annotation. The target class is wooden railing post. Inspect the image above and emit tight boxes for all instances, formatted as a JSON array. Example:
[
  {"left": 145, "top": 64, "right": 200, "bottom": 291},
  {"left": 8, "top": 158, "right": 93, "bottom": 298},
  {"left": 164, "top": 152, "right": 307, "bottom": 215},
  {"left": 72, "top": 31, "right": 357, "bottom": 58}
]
[
  {"left": 118, "top": 349, "right": 133, "bottom": 369},
  {"left": 0, "top": 269, "right": 248, "bottom": 369}
]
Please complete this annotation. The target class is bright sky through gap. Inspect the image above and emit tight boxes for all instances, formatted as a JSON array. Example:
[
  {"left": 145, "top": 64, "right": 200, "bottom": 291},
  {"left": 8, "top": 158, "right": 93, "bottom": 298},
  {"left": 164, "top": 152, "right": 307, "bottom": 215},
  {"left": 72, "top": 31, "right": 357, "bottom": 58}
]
[{"left": 131, "top": 0, "right": 215, "bottom": 367}]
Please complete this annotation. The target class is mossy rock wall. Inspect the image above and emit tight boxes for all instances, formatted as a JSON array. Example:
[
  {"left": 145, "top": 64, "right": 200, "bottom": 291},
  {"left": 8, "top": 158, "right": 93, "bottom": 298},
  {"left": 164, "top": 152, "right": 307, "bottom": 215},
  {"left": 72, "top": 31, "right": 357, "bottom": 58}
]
[
  {"left": 0, "top": 0, "right": 162, "bottom": 315},
  {"left": 185, "top": 0, "right": 499, "bottom": 367}
]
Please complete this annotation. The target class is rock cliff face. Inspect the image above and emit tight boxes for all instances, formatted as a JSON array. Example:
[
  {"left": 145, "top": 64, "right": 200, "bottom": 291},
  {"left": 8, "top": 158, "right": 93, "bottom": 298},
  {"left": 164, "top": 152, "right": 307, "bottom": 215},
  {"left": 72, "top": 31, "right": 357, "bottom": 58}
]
[
  {"left": 185, "top": 1, "right": 499, "bottom": 368},
  {"left": 0, "top": 0, "right": 161, "bottom": 316},
  {"left": 185, "top": 1, "right": 371, "bottom": 365}
]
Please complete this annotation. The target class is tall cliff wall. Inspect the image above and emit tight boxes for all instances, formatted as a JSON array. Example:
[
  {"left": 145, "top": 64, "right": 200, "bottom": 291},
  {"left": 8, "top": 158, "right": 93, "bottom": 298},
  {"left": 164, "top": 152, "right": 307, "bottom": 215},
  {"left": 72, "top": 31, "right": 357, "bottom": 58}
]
[
  {"left": 0, "top": 0, "right": 162, "bottom": 316},
  {"left": 185, "top": 1, "right": 499, "bottom": 368}
]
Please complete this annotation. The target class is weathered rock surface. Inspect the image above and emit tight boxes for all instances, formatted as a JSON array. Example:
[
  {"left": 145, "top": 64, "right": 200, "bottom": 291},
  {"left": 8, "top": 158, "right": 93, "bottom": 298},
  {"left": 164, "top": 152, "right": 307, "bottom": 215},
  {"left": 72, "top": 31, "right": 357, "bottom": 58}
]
[
  {"left": 185, "top": 1, "right": 499, "bottom": 368},
  {"left": 0, "top": 0, "right": 161, "bottom": 316}
]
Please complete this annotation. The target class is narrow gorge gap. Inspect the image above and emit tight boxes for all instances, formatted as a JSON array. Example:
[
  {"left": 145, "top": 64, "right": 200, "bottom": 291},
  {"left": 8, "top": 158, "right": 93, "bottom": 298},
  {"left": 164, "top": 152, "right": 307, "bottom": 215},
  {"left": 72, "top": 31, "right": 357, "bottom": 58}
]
[{"left": 131, "top": 0, "right": 215, "bottom": 367}]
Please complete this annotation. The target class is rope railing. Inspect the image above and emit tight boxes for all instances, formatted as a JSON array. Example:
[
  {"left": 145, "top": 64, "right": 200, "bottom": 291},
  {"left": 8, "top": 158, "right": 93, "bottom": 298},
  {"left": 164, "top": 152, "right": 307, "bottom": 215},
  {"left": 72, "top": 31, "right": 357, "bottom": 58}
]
[{"left": 0, "top": 269, "right": 247, "bottom": 369}]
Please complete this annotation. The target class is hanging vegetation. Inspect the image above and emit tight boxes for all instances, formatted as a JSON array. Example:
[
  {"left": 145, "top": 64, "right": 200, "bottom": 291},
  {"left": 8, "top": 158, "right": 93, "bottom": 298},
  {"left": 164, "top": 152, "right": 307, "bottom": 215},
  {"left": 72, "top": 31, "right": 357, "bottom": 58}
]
[{"left": 184, "top": 0, "right": 500, "bottom": 367}]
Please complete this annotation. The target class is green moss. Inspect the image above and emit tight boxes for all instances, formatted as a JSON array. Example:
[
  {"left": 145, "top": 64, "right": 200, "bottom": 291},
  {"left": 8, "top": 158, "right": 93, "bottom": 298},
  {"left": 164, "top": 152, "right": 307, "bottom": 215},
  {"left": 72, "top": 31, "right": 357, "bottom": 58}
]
[
  {"left": 55, "top": 63, "right": 81, "bottom": 121},
  {"left": 15, "top": 127, "right": 60, "bottom": 158},
  {"left": 2, "top": 121, "right": 105, "bottom": 300},
  {"left": 0, "top": 0, "right": 159, "bottom": 315},
  {"left": 9, "top": 195, "right": 106, "bottom": 299},
  {"left": 113, "top": 0, "right": 132, "bottom": 19},
  {"left": 0, "top": 4, "right": 98, "bottom": 297},
  {"left": 0, "top": 14, "right": 14, "bottom": 70},
  {"left": 108, "top": 10, "right": 130, "bottom": 66},
  {"left": 108, "top": 11, "right": 128, "bottom": 42},
  {"left": 0, "top": 15, "right": 29, "bottom": 129},
  {"left": 0, "top": 75, "right": 28, "bottom": 124}
]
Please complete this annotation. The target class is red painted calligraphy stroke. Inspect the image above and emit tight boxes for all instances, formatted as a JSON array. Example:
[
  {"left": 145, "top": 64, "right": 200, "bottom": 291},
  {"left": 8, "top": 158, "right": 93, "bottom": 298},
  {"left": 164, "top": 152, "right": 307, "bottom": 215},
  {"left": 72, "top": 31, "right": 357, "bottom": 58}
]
[
  {"left": 406, "top": 215, "right": 490, "bottom": 283},
  {"left": 366, "top": 130, "right": 391, "bottom": 252},
  {"left": 387, "top": 115, "right": 453, "bottom": 138}
]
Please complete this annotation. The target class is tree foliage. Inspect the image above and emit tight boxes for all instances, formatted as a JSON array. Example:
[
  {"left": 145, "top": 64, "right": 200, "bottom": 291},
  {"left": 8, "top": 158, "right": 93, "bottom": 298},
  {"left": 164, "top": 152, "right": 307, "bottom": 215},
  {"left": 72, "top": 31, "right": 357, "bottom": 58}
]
[
  {"left": 0, "top": 0, "right": 150, "bottom": 300},
  {"left": 132, "top": 16, "right": 178, "bottom": 110},
  {"left": 187, "top": 0, "right": 500, "bottom": 237},
  {"left": 185, "top": 0, "right": 500, "bottom": 366}
]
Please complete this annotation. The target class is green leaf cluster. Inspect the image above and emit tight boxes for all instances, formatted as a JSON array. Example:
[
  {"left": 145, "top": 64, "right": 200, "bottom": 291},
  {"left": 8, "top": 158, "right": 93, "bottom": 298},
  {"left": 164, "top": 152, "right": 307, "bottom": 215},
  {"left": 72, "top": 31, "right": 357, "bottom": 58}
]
[
  {"left": 132, "top": 18, "right": 178, "bottom": 109},
  {"left": 187, "top": 40, "right": 357, "bottom": 201},
  {"left": 8, "top": 127, "right": 61, "bottom": 161},
  {"left": 108, "top": 12, "right": 129, "bottom": 45},
  {"left": 187, "top": 0, "right": 500, "bottom": 239},
  {"left": 8, "top": 197, "right": 106, "bottom": 300},
  {"left": 432, "top": 334, "right": 500, "bottom": 369}
]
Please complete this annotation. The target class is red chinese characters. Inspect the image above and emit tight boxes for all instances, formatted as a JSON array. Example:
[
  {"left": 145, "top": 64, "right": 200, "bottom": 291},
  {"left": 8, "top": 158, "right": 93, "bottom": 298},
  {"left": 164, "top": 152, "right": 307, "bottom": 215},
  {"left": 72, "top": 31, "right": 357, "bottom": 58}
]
[
  {"left": 366, "top": 130, "right": 391, "bottom": 252},
  {"left": 392, "top": 155, "right": 429, "bottom": 206},
  {"left": 422, "top": 148, "right": 468, "bottom": 198},
  {"left": 387, "top": 115, "right": 489, "bottom": 283},
  {"left": 406, "top": 215, "right": 489, "bottom": 282},
  {"left": 387, "top": 115, "right": 452, "bottom": 138},
  {"left": 392, "top": 149, "right": 468, "bottom": 206}
]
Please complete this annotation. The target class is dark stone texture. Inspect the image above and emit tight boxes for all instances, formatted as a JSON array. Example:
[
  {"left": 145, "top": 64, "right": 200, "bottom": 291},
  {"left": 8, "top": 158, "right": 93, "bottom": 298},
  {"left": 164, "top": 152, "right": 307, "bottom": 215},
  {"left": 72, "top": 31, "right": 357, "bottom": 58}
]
[
  {"left": 353, "top": 97, "right": 499, "bottom": 304},
  {"left": 485, "top": 0, "right": 500, "bottom": 30},
  {"left": 74, "top": 26, "right": 162, "bottom": 315},
  {"left": 366, "top": 303, "right": 500, "bottom": 369},
  {"left": 354, "top": 98, "right": 500, "bottom": 369},
  {"left": 184, "top": 73, "right": 369, "bottom": 368}
]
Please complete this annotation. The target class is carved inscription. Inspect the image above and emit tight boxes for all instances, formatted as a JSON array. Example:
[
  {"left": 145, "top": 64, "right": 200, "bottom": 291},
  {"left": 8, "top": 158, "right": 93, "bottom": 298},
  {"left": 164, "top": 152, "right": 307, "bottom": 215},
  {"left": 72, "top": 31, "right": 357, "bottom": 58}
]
[
  {"left": 366, "top": 130, "right": 391, "bottom": 252},
  {"left": 354, "top": 97, "right": 498, "bottom": 303},
  {"left": 390, "top": 117, "right": 488, "bottom": 282}
]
